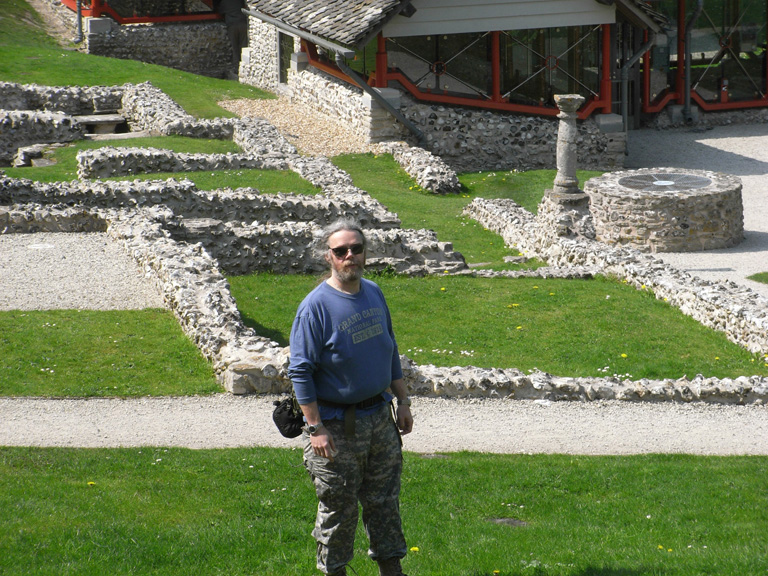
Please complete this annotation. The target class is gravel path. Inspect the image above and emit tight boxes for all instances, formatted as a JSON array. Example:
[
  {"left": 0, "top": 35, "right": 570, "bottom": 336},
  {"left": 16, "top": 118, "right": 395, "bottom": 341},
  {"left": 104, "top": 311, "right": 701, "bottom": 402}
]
[
  {"left": 218, "top": 97, "right": 377, "bottom": 158},
  {"left": 2, "top": 395, "right": 766, "bottom": 455}
]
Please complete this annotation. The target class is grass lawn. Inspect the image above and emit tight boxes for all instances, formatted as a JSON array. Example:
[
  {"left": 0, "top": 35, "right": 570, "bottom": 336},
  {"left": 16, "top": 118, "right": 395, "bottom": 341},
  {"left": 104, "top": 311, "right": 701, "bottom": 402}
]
[
  {"left": 334, "top": 153, "right": 600, "bottom": 270},
  {"left": 1, "top": 447, "right": 766, "bottom": 576},
  {"left": 2, "top": 4, "right": 768, "bottom": 576},
  {"left": 3, "top": 136, "right": 321, "bottom": 194},
  {"left": 0, "top": 0, "right": 272, "bottom": 118},
  {"left": 229, "top": 273, "right": 768, "bottom": 379},
  {"left": 748, "top": 272, "right": 768, "bottom": 285},
  {"left": 0, "top": 309, "right": 218, "bottom": 397}
]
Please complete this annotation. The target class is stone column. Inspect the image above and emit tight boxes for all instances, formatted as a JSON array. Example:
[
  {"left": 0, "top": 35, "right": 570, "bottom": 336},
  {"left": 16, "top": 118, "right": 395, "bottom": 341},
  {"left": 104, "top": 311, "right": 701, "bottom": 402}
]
[
  {"left": 552, "top": 94, "right": 585, "bottom": 195},
  {"left": 539, "top": 94, "right": 594, "bottom": 239}
]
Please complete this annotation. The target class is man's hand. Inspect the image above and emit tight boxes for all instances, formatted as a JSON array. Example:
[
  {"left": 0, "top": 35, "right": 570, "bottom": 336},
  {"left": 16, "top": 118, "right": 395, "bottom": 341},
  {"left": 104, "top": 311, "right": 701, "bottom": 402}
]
[
  {"left": 310, "top": 426, "right": 337, "bottom": 461},
  {"left": 396, "top": 404, "right": 413, "bottom": 435}
]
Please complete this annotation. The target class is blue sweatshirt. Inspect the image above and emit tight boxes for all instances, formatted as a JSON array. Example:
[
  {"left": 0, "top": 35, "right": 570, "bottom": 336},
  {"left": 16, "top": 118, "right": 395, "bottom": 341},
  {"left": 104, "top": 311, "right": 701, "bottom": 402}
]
[{"left": 288, "top": 279, "right": 403, "bottom": 420}]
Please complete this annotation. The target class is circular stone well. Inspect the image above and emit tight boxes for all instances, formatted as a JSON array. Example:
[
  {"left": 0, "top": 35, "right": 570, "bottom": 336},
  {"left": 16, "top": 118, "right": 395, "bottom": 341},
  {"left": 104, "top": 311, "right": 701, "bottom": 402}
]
[{"left": 584, "top": 167, "right": 743, "bottom": 252}]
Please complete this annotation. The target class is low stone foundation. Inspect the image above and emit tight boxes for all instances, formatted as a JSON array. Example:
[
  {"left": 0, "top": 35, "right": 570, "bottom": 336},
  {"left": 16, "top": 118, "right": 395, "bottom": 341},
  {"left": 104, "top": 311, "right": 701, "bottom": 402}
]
[
  {"left": 3, "top": 80, "right": 767, "bottom": 404},
  {"left": 464, "top": 197, "right": 768, "bottom": 356}
]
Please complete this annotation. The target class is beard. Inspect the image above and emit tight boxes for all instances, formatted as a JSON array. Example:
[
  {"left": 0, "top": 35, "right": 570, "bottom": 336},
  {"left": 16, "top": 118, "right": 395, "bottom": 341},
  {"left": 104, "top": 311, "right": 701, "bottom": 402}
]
[{"left": 335, "top": 261, "right": 364, "bottom": 284}]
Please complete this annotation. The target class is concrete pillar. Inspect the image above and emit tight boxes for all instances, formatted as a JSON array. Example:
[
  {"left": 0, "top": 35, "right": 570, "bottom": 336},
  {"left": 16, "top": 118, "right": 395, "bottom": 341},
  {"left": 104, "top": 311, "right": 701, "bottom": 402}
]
[
  {"left": 290, "top": 51, "right": 309, "bottom": 72},
  {"left": 552, "top": 94, "right": 585, "bottom": 195}
]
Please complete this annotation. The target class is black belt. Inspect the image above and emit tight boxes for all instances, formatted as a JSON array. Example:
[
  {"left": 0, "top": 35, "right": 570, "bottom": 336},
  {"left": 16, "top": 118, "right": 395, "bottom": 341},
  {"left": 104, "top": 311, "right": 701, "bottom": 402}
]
[{"left": 317, "top": 394, "right": 386, "bottom": 437}]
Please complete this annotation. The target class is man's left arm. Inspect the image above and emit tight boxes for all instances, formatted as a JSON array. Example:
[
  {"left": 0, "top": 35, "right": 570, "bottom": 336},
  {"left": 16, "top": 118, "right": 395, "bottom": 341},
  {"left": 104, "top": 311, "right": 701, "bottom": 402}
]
[{"left": 390, "top": 378, "right": 413, "bottom": 435}]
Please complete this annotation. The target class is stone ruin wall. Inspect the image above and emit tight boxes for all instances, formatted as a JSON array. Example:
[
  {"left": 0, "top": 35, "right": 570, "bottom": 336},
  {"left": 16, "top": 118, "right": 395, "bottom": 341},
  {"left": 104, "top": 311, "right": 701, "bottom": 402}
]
[
  {"left": 1, "top": 81, "right": 767, "bottom": 404},
  {"left": 85, "top": 19, "right": 231, "bottom": 78},
  {"left": 35, "top": 0, "right": 231, "bottom": 77},
  {"left": 239, "top": 19, "right": 281, "bottom": 92}
]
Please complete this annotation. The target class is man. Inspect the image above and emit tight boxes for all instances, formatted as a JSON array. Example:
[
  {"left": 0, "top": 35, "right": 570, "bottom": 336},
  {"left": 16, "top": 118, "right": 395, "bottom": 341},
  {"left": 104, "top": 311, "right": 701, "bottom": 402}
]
[
  {"left": 288, "top": 219, "right": 414, "bottom": 576},
  {"left": 213, "top": 0, "right": 248, "bottom": 74}
]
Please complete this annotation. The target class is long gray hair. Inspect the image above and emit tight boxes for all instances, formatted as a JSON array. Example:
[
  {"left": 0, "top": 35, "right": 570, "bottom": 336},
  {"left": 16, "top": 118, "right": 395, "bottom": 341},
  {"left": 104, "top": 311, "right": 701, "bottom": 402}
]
[{"left": 315, "top": 218, "right": 367, "bottom": 257}]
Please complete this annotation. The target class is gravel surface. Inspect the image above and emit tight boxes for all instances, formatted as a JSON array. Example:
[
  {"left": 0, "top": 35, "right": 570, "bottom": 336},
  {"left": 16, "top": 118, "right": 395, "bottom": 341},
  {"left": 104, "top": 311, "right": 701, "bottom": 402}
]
[
  {"left": 0, "top": 232, "right": 164, "bottom": 311},
  {"left": 218, "top": 96, "right": 378, "bottom": 158},
  {"left": 1, "top": 395, "right": 766, "bottom": 455}
]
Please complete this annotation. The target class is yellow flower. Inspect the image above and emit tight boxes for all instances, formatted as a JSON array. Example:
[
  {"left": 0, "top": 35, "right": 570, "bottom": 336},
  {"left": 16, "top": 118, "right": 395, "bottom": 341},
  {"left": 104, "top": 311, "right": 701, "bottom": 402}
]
[
  {"left": 410, "top": 546, "right": 420, "bottom": 552},
  {"left": 516, "top": 326, "right": 523, "bottom": 330},
  {"left": 621, "top": 353, "right": 628, "bottom": 358},
  {"left": 440, "top": 287, "right": 446, "bottom": 292},
  {"left": 87, "top": 481, "right": 96, "bottom": 487}
]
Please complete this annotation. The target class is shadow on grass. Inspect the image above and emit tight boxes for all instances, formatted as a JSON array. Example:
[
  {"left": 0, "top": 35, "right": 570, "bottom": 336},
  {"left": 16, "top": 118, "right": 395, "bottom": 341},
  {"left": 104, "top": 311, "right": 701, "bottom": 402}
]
[{"left": 240, "top": 315, "right": 288, "bottom": 346}]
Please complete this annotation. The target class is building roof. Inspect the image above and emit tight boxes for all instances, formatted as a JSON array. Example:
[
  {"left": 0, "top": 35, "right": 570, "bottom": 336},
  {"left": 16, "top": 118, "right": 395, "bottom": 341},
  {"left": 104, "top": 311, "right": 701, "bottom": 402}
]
[
  {"left": 246, "top": 0, "right": 413, "bottom": 49},
  {"left": 245, "top": 0, "right": 668, "bottom": 51},
  {"left": 615, "top": 0, "right": 670, "bottom": 32}
]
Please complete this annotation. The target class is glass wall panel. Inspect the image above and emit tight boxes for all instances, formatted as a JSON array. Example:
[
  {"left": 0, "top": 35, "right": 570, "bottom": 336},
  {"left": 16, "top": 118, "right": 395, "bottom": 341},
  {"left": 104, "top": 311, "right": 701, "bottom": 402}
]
[
  {"left": 690, "top": 0, "right": 767, "bottom": 102},
  {"left": 499, "top": 26, "right": 600, "bottom": 107},
  {"left": 387, "top": 33, "right": 492, "bottom": 98}
]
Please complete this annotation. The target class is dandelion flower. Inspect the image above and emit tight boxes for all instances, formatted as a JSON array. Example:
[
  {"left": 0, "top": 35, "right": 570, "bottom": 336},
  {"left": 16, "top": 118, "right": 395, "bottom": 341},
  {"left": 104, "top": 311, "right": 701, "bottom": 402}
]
[
  {"left": 410, "top": 547, "right": 420, "bottom": 553},
  {"left": 621, "top": 353, "right": 628, "bottom": 358}
]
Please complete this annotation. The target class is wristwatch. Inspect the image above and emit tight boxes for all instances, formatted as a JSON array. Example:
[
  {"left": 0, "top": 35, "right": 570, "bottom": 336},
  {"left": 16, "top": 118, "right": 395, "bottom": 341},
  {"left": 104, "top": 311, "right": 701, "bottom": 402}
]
[
  {"left": 397, "top": 396, "right": 412, "bottom": 407},
  {"left": 305, "top": 423, "right": 324, "bottom": 435}
]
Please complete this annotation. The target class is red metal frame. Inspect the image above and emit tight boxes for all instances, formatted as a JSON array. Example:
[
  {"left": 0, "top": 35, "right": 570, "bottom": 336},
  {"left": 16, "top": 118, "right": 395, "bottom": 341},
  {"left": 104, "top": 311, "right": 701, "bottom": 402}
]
[
  {"left": 304, "top": 26, "right": 612, "bottom": 120},
  {"left": 59, "top": 0, "right": 221, "bottom": 24},
  {"left": 643, "top": 0, "right": 768, "bottom": 114}
]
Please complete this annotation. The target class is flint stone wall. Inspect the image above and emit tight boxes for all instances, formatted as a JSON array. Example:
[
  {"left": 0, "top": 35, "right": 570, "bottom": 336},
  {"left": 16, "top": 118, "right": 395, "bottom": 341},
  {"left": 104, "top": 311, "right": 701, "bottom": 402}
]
[
  {"left": 76, "top": 146, "right": 290, "bottom": 179},
  {"left": 0, "top": 110, "right": 84, "bottom": 166},
  {"left": 378, "top": 141, "right": 461, "bottom": 194},
  {"left": 85, "top": 20, "right": 231, "bottom": 78},
  {"left": 585, "top": 168, "right": 744, "bottom": 252},
  {"left": 239, "top": 19, "right": 281, "bottom": 92},
  {"left": 0, "top": 177, "right": 396, "bottom": 232},
  {"left": 36, "top": 0, "right": 230, "bottom": 76},
  {"left": 3, "top": 197, "right": 765, "bottom": 404},
  {"left": 0, "top": 81, "right": 125, "bottom": 115},
  {"left": 4, "top": 80, "right": 766, "bottom": 403}
]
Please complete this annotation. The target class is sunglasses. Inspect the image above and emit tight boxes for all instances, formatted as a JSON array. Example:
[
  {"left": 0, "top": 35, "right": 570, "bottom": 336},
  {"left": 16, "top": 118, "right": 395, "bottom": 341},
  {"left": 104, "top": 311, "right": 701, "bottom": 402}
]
[{"left": 329, "top": 243, "right": 365, "bottom": 258}]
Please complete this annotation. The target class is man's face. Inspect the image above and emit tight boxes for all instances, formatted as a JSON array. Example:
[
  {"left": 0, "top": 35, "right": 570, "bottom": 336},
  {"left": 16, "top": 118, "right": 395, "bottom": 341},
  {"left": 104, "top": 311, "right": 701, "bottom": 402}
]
[{"left": 326, "top": 229, "right": 366, "bottom": 284}]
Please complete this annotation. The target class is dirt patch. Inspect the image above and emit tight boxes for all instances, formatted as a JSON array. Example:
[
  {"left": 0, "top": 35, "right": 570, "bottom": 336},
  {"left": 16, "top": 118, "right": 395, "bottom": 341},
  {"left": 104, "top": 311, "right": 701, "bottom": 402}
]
[{"left": 24, "top": 0, "right": 75, "bottom": 47}]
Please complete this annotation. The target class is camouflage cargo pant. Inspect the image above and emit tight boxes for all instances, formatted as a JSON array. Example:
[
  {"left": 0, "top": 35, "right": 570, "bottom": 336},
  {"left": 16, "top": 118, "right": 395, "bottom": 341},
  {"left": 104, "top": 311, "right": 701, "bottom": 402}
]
[{"left": 303, "top": 403, "right": 406, "bottom": 575}]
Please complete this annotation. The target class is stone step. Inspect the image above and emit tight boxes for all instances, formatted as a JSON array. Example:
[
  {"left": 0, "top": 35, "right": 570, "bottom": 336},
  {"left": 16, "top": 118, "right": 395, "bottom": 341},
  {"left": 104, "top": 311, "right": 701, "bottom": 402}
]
[
  {"left": 84, "top": 129, "right": 152, "bottom": 141},
  {"left": 73, "top": 113, "right": 127, "bottom": 134}
]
